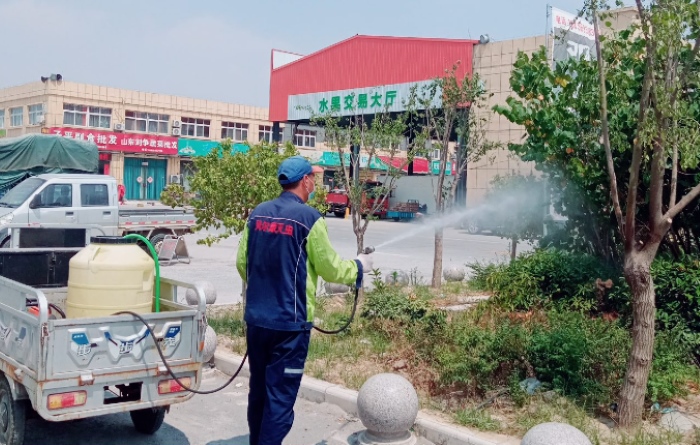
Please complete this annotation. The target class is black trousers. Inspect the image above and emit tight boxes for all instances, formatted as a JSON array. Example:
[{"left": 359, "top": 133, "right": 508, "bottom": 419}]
[{"left": 246, "top": 324, "right": 310, "bottom": 445}]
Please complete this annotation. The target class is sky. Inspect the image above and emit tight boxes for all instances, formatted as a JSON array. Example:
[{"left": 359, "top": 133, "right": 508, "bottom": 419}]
[{"left": 0, "top": 0, "right": 634, "bottom": 108}]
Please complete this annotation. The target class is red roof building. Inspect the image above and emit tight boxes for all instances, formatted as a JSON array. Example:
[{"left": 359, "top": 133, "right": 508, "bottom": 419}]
[{"left": 269, "top": 35, "right": 479, "bottom": 123}]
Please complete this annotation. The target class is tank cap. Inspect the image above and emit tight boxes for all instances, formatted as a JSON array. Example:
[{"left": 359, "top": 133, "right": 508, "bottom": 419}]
[{"left": 90, "top": 236, "right": 138, "bottom": 245}]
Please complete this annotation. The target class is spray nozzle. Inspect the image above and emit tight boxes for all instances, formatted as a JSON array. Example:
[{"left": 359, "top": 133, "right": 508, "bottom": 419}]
[{"left": 362, "top": 246, "right": 375, "bottom": 254}]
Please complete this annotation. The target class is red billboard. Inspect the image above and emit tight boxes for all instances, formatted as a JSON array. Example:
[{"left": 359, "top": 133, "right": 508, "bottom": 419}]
[{"left": 47, "top": 127, "right": 178, "bottom": 155}]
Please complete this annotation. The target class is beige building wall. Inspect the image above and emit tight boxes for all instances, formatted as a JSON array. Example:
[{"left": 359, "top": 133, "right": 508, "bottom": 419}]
[
  {"left": 469, "top": 36, "right": 545, "bottom": 208},
  {"left": 0, "top": 80, "right": 271, "bottom": 143}
]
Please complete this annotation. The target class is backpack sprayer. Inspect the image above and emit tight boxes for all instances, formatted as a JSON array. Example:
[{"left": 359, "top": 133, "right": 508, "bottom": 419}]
[{"left": 118, "top": 238, "right": 376, "bottom": 395}]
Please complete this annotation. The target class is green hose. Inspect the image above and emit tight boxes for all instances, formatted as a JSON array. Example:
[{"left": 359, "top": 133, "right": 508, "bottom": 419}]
[{"left": 124, "top": 234, "right": 161, "bottom": 313}]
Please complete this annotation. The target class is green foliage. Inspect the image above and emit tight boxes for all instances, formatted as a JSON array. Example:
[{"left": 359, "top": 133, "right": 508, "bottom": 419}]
[
  {"left": 208, "top": 310, "right": 245, "bottom": 338},
  {"left": 307, "top": 185, "right": 329, "bottom": 215},
  {"left": 454, "top": 407, "right": 501, "bottom": 431},
  {"left": 528, "top": 311, "right": 630, "bottom": 403},
  {"left": 469, "top": 249, "right": 618, "bottom": 312},
  {"left": 160, "top": 183, "right": 188, "bottom": 208},
  {"left": 361, "top": 281, "right": 434, "bottom": 322},
  {"left": 417, "top": 307, "right": 695, "bottom": 406},
  {"left": 494, "top": 22, "right": 700, "bottom": 261},
  {"left": 186, "top": 141, "right": 298, "bottom": 245},
  {"left": 647, "top": 328, "right": 700, "bottom": 403},
  {"left": 608, "top": 255, "right": 700, "bottom": 353}
]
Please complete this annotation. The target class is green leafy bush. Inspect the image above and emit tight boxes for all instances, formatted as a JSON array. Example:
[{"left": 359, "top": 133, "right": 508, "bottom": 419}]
[
  {"left": 362, "top": 274, "right": 434, "bottom": 322},
  {"left": 469, "top": 249, "right": 618, "bottom": 311},
  {"left": 413, "top": 308, "right": 696, "bottom": 405}
]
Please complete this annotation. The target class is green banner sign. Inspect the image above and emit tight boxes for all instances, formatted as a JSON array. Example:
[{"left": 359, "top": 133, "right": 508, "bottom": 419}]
[
  {"left": 313, "top": 151, "right": 387, "bottom": 170},
  {"left": 178, "top": 138, "right": 249, "bottom": 157}
]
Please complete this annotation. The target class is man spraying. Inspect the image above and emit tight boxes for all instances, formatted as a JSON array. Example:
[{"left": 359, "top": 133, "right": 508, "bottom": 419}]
[{"left": 236, "top": 155, "right": 373, "bottom": 445}]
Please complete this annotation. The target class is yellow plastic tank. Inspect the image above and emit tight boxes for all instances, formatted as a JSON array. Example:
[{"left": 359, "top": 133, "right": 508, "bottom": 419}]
[{"left": 66, "top": 236, "right": 155, "bottom": 318}]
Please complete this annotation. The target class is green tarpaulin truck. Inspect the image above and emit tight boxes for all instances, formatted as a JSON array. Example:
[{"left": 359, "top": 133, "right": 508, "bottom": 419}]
[{"left": 0, "top": 134, "right": 98, "bottom": 198}]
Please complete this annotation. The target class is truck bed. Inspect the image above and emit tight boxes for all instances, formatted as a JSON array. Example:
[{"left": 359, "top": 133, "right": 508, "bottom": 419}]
[{"left": 0, "top": 249, "right": 206, "bottom": 421}]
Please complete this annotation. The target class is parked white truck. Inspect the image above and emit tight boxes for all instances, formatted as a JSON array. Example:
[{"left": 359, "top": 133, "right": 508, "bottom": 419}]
[{"left": 0, "top": 174, "right": 197, "bottom": 249}]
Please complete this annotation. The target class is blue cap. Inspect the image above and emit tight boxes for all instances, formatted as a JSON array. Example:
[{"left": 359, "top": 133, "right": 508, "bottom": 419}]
[{"left": 277, "top": 156, "right": 322, "bottom": 185}]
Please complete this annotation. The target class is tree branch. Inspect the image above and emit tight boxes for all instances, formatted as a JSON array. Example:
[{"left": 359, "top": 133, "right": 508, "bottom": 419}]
[
  {"left": 669, "top": 142, "right": 678, "bottom": 208},
  {"left": 593, "top": 5, "right": 626, "bottom": 244},
  {"left": 665, "top": 182, "right": 700, "bottom": 221}
]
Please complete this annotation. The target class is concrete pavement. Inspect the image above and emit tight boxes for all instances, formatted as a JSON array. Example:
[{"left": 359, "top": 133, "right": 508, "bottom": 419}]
[
  {"left": 214, "top": 350, "right": 520, "bottom": 445},
  {"left": 160, "top": 217, "right": 517, "bottom": 306}
]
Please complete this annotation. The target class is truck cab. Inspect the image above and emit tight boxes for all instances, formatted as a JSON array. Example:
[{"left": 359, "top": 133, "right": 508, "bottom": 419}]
[{"left": 0, "top": 174, "right": 119, "bottom": 247}]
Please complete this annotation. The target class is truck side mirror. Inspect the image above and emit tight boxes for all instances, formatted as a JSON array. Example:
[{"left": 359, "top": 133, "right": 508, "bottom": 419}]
[{"left": 28, "top": 195, "right": 41, "bottom": 209}]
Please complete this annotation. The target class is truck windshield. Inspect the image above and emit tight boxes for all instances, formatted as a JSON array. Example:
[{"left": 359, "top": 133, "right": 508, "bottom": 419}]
[{"left": 0, "top": 177, "right": 46, "bottom": 208}]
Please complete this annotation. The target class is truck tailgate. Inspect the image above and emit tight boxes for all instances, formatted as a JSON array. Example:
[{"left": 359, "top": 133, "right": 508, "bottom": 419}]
[{"left": 46, "top": 305, "right": 203, "bottom": 379}]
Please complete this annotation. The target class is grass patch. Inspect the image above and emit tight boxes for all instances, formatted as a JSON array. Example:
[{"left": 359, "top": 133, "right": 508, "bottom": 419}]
[{"left": 455, "top": 407, "right": 501, "bottom": 431}]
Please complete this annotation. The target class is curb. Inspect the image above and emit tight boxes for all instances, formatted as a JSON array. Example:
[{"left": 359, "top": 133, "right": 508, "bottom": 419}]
[{"left": 214, "top": 351, "right": 509, "bottom": 445}]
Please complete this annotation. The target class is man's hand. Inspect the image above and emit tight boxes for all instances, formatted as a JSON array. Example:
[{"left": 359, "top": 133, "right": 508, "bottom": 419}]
[{"left": 356, "top": 253, "right": 374, "bottom": 273}]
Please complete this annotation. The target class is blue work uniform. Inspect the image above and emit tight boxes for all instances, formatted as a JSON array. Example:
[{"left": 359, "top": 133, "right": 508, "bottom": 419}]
[{"left": 236, "top": 191, "right": 362, "bottom": 445}]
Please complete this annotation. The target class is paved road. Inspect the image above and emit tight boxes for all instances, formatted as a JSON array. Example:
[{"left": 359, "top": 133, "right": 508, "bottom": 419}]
[
  {"left": 24, "top": 369, "right": 367, "bottom": 445},
  {"left": 161, "top": 216, "right": 518, "bottom": 305}
]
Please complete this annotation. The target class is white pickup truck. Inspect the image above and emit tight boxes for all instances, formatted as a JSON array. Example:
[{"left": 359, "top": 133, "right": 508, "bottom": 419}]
[{"left": 0, "top": 174, "right": 196, "bottom": 249}]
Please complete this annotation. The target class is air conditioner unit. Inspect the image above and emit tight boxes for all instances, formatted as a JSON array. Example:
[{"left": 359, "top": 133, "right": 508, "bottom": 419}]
[
  {"left": 114, "top": 122, "right": 125, "bottom": 131},
  {"left": 172, "top": 120, "right": 181, "bottom": 128},
  {"left": 169, "top": 174, "right": 182, "bottom": 184},
  {"left": 172, "top": 128, "right": 181, "bottom": 136}
]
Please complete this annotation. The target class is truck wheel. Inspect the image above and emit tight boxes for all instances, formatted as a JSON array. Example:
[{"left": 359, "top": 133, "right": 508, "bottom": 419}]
[
  {"left": 148, "top": 233, "right": 167, "bottom": 254},
  {"left": 130, "top": 406, "right": 167, "bottom": 435},
  {"left": 333, "top": 211, "right": 345, "bottom": 218},
  {"left": 0, "top": 376, "right": 26, "bottom": 445}
]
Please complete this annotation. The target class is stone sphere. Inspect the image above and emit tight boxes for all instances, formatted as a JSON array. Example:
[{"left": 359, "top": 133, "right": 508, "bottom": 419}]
[
  {"left": 202, "top": 325, "right": 217, "bottom": 363},
  {"left": 357, "top": 373, "right": 419, "bottom": 439},
  {"left": 384, "top": 271, "right": 409, "bottom": 286},
  {"left": 521, "top": 422, "right": 592, "bottom": 445},
  {"left": 324, "top": 281, "right": 351, "bottom": 295},
  {"left": 443, "top": 267, "right": 466, "bottom": 282},
  {"left": 186, "top": 281, "right": 217, "bottom": 305}
]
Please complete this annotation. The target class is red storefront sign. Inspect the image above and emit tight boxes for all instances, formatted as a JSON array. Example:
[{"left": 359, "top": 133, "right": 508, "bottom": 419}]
[{"left": 47, "top": 127, "right": 178, "bottom": 155}]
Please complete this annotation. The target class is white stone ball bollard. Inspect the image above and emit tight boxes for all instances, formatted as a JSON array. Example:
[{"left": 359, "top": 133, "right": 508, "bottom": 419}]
[
  {"left": 186, "top": 281, "right": 217, "bottom": 305},
  {"left": 521, "top": 422, "right": 592, "bottom": 445},
  {"left": 356, "top": 373, "right": 419, "bottom": 445},
  {"left": 324, "top": 282, "right": 351, "bottom": 295},
  {"left": 443, "top": 267, "right": 466, "bottom": 282},
  {"left": 202, "top": 325, "right": 217, "bottom": 363}
]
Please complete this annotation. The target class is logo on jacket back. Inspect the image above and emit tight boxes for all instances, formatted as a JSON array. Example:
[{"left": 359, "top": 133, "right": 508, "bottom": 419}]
[{"left": 254, "top": 220, "right": 294, "bottom": 236}]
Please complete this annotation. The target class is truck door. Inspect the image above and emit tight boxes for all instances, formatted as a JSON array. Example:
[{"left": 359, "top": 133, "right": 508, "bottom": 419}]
[
  {"left": 27, "top": 182, "right": 78, "bottom": 227},
  {"left": 78, "top": 182, "right": 119, "bottom": 237}
]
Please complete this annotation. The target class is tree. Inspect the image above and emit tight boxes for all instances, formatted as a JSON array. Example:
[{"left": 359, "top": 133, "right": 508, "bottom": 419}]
[
  {"left": 410, "top": 66, "right": 496, "bottom": 286},
  {"left": 165, "top": 140, "right": 299, "bottom": 246},
  {"left": 315, "top": 111, "right": 409, "bottom": 254},
  {"left": 495, "top": 0, "right": 700, "bottom": 426}
]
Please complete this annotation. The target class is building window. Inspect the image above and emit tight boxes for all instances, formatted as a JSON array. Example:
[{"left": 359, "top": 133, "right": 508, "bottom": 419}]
[
  {"left": 63, "top": 104, "right": 87, "bottom": 126},
  {"left": 221, "top": 122, "right": 248, "bottom": 141},
  {"left": 0, "top": 110, "right": 4, "bottom": 129},
  {"left": 28, "top": 104, "right": 44, "bottom": 125},
  {"left": 181, "top": 117, "right": 210, "bottom": 138},
  {"left": 293, "top": 129, "right": 316, "bottom": 148},
  {"left": 125, "top": 111, "right": 169, "bottom": 134},
  {"left": 259, "top": 125, "right": 273, "bottom": 143},
  {"left": 88, "top": 106, "right": 112, "bottom": 129},
  {"left": 10, "top": 107, "right": 23, "bottom": 127}
]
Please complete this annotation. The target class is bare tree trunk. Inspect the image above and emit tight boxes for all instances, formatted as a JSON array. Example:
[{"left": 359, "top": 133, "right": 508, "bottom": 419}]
[
  {"left": 432, "top": 228, "right": 444, "bottom": 287},
  {"left": 510, "top": 236, "right": 518, "bottom": 262},
  {"left": 618, "top": 248, "right": 657, "bottom": 427}
]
